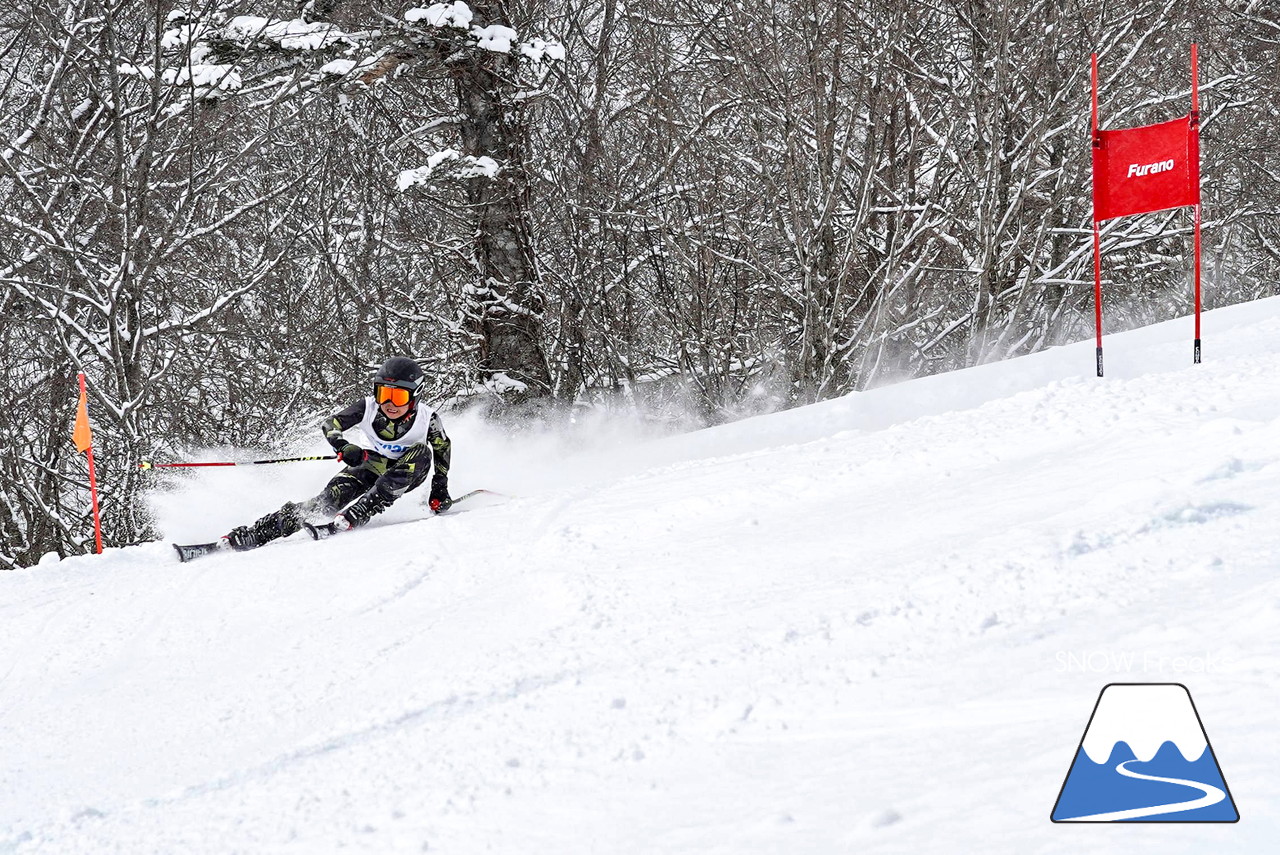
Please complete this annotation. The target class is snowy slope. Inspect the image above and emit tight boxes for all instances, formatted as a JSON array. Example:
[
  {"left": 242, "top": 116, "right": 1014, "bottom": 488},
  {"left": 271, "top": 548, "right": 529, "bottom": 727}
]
[{"left": 5, "top": 299, "right": 1280, "bottom": 853}]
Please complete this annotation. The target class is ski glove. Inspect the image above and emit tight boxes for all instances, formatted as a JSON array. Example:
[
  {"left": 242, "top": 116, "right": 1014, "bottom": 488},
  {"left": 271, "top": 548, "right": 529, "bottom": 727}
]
[
  {"left": 339, "top": 444, "right": 368, "bottom": 467},
  {"left": 428, "top": 481, "right": 452, "bottom": 514}
]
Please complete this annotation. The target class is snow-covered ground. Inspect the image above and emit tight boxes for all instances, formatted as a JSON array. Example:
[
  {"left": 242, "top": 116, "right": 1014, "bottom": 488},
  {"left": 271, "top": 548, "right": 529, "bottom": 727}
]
[{"left": 5, "top": 299, "right": 1280, "bottom": 853}]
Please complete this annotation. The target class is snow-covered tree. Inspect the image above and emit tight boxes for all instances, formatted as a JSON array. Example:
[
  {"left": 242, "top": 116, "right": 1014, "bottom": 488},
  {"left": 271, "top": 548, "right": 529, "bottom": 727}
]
[
  {"left": 1, "top": 0, "right": 317, "bottom": 563},
  {"left": 163, "top": 0, "right": 568, "bottom": 410}
]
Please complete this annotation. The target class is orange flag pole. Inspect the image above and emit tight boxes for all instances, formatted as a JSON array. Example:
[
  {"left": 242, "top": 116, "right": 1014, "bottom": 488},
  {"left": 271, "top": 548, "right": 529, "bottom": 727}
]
[{"left": 74, "top": 373, "right": 104, "bottom": 554}]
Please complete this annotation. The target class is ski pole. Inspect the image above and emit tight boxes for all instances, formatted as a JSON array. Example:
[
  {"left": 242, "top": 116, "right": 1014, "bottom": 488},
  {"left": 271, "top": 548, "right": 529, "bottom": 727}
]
[{"left": 139, "top": 454, "right": 337, "bottom": 470}]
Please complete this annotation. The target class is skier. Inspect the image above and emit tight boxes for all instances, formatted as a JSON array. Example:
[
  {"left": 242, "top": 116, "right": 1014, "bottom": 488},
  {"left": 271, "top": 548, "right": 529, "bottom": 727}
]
[{"left": 222, "top": 356, "right": 452, "bottom": 551}]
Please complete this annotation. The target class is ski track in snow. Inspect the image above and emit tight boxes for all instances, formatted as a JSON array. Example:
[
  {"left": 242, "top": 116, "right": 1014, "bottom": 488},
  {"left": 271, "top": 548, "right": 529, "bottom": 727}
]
[{"left": 5, "top": 299, "right": 1280, "bottom": 852}]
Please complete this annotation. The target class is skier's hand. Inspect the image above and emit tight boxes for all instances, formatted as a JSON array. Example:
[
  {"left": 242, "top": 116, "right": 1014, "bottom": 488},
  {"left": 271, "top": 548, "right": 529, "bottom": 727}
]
[
  {"left": 325, "top": 430, "right": 347, "bottom": 454},
  {"left": 428, "top": 483, "right": 452, "bottom": 514},
  {"left": 339, "top": 444, "right": 368, "bottom": 467}
]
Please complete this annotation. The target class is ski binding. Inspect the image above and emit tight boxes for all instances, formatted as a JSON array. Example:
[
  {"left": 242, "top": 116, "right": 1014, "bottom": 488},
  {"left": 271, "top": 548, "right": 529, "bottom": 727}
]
[{"left": 303, "top": 521, "right": 341, "bottom": 540}]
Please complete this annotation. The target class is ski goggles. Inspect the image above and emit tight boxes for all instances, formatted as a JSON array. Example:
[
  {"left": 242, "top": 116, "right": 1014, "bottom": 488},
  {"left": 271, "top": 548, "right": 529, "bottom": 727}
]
[{"left": 374, "top": 384, "right": 414, "bottom": 407}]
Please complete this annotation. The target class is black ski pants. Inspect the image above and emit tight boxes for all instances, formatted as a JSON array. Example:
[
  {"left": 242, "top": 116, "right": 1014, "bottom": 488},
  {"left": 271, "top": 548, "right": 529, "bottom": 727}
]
[{"left": 245, "top": 450, "right": 431, "bottom": 543}]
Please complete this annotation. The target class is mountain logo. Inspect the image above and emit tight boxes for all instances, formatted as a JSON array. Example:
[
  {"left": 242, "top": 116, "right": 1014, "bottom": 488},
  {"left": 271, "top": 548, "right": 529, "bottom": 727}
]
[{"left": 1051, "top": 683, "right": 1239, "bottom": 822}]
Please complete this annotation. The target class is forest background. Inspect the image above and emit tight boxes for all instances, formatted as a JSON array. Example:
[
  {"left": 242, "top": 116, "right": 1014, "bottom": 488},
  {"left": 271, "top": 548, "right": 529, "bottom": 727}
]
[{"left": 3, "top": 0, "right": 1278, "bottom": 567}]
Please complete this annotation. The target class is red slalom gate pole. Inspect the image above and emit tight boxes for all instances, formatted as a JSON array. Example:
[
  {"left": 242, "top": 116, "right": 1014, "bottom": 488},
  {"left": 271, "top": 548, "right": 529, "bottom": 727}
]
[
  {"left": 1091, "top": 53, "right": 1105, "bottom": 377},
  {"left": 86, "top": 445, "right": 103, "bottom": 554},
  {"left": 1191, "top": 43, "right": 1202, "bottom": 364}
]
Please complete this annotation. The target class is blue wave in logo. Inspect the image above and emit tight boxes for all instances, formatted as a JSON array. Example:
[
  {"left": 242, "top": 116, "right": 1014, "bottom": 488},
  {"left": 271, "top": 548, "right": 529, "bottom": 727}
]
[{"left": 1052, "top": 740, "right": 1238, "bottom": 822}]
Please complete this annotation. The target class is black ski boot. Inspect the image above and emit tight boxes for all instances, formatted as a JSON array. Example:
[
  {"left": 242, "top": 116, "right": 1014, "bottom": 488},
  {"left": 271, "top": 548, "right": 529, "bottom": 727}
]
[
  {"left": 304, "top": 492, "right": 388, "bottom": 540},
  {"left": 223, "top": 525, "right": 261, "bottom": 551},
  {"left": 341, "top": 493, "right": 390, "bottom": 528},
  {"left": 174, "top": 502, "right": 305, "bottom": 562},
  {"left": 226, "top": 502, "right": 305, "bottom": 551}
]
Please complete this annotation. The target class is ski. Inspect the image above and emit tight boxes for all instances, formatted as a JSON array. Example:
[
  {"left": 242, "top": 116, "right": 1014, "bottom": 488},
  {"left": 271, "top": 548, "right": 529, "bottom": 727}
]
[
  {"left": 305, "top": 488, "right": 507, "bottom": 541},
  {"left": 173, "top": 541, "right": 227, "bottom": 563},
  {"left": 418, "top": 487, "right": 508, "bottom": 509},
  {"left": 172, "top": 537, "right": 264, "bottom": 563},
  {"left": 175, "top": 488, "right": 511, "bottom": 559}
]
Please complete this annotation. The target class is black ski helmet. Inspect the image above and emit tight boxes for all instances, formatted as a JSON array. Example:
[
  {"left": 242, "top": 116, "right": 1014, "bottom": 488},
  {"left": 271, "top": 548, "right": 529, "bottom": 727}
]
[{"left": 373, "top": 356, "right": 426, "bottom": 402}]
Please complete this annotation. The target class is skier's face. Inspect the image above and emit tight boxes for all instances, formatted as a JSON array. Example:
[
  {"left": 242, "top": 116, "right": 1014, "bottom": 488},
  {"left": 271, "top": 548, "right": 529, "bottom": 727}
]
[
  {"left": 374, "top": 383, "right": 414, "bottom": 419},
  {"left": 379, "top": 398, "right": 411, "bottom": 420}
]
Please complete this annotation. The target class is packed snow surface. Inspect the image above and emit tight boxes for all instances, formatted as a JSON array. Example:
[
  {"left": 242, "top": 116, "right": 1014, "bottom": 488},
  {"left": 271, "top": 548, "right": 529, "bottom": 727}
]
[{"left": 5, "top": 298, "right": 1280, "bottom": 852}]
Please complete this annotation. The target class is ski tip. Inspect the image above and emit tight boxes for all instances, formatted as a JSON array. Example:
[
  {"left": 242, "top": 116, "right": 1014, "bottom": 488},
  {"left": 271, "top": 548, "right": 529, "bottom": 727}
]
[
  {"left": 302, "top": 522, "right": 320, "bottom": 541},
  {"left": 431, "top": 488, "right": 512, "bottom": 508},
  {"left": 173, "top": 541, "right": 224, "bottom": 562}
]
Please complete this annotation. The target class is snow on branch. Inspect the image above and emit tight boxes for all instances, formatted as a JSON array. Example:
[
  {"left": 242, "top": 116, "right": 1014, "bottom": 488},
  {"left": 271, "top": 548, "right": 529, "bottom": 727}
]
[
  {"left": 471, "top": 25, "right": 518, "bottom": 53},
  {"left": 519, "top": 38, "right": 566, "bottom": 63},
  {"left": 481, "top": 372, "right": 529, "bottom": 396},
  {"left": 397, "top": 149, "right": 501, "bottom": 190},
  {"left": 222, "top": 16, "right": 353, "bottom": 51},
  {"left": 117, "top": 63, "right": 154, "bottom": 80},
  {"left": 139, "top": 8, "right": 367, "bottom": 102},
  {"left": 161, "top": 63, "right": 242, "bottom": 98},
  {"left": 405, "top": 2, "right": 474, "bottom": 29},
  {"left": 403, "top": 3, "right": 564, "bottom": 60},
  {"left": 147, "top": 3, "right": 562, "bottom": 103},
  {"left": 318, "top": 56, "right": 383, "bottom": 78},
  {"left": 135, "top": 9, "right": 244, "bottom": 99}
]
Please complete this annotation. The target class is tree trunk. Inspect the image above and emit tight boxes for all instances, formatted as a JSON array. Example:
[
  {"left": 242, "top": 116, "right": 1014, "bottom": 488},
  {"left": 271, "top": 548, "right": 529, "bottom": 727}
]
[{"left": 454, "top": 2, "right": 554, "bottom": 408}]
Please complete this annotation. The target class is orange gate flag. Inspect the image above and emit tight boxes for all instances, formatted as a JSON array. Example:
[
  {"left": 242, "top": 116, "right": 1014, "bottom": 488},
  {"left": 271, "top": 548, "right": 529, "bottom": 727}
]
[
  {"left": 1092, "top": 115, "right": 1198, "bottom": 221},
  {"left": 73, "top": 379, "right": 93, "bottom": 452}
]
